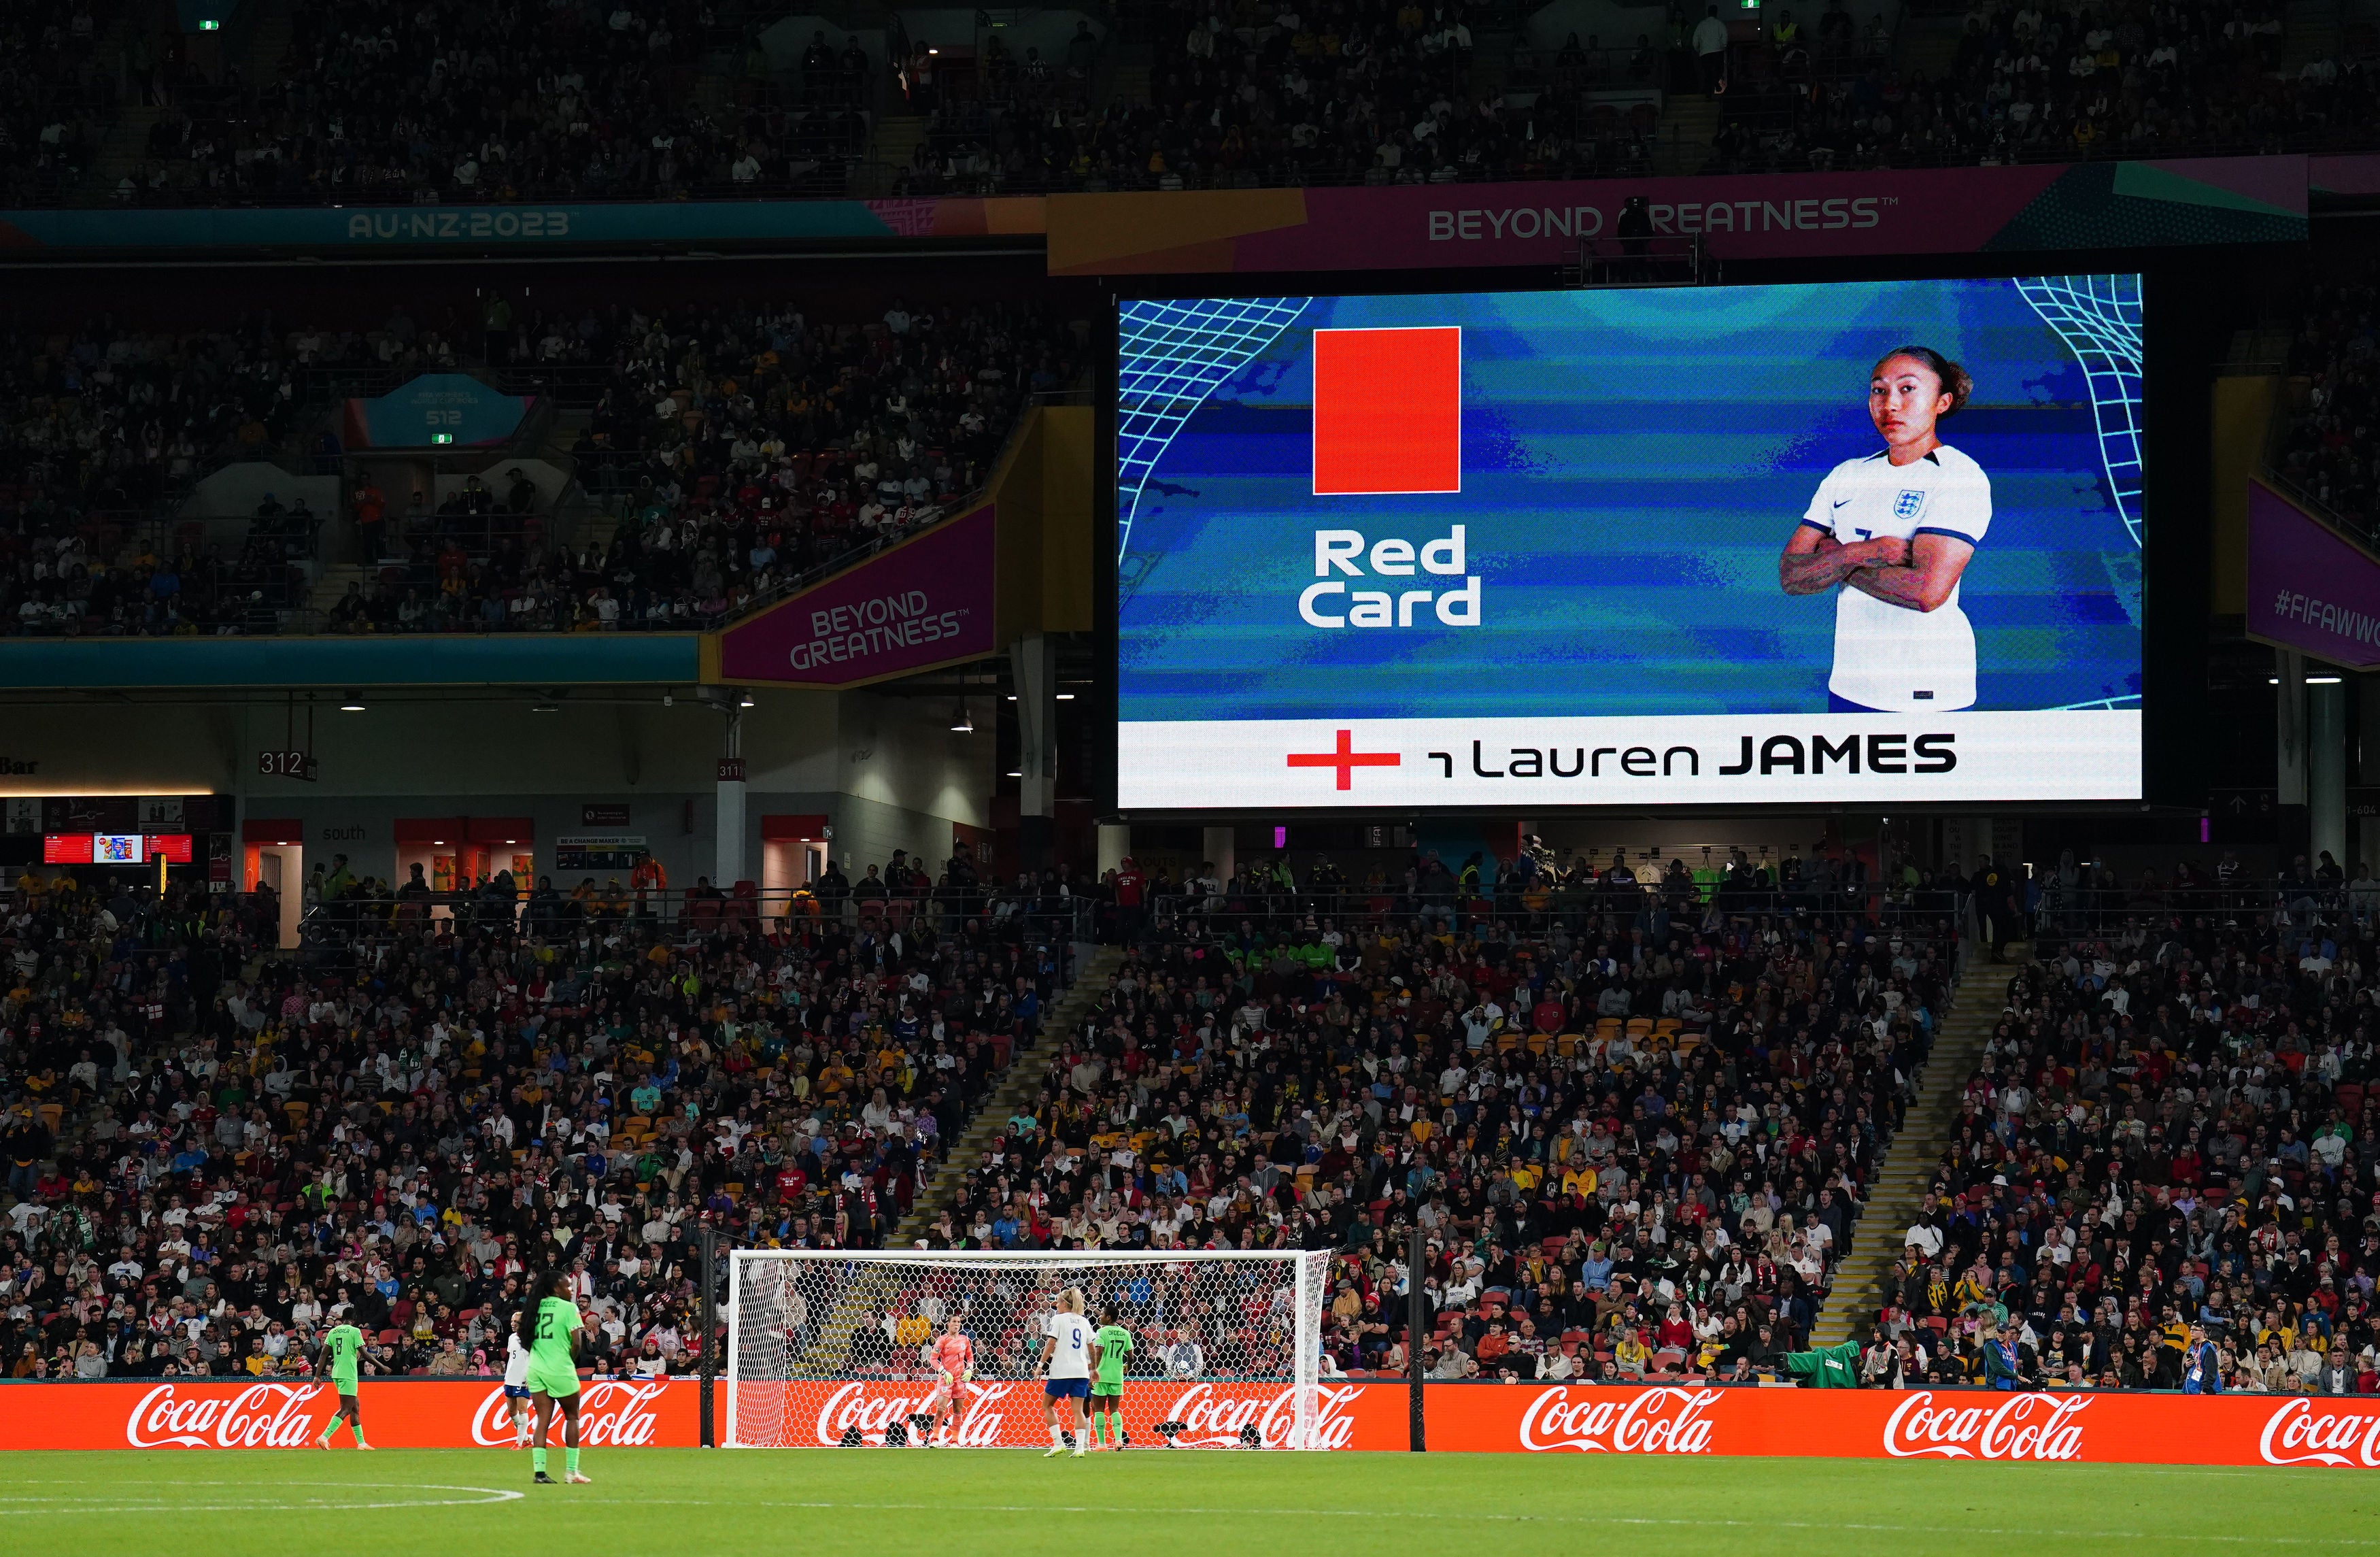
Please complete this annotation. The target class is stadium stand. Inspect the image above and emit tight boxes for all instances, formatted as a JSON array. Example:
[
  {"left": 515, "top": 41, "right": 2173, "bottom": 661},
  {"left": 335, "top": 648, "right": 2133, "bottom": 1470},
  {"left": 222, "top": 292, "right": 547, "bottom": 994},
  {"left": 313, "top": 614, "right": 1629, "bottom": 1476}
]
[
  {"left": 0, "top": 299, "right": 1086, "bottom": 635},
  {"left": 1707, "top": 0, "right": 2372, "bottom": 175},
  {"left": 2277, "top": 262, "right": 2380, "bottom": 545},
  {"left": 921, "top": 849, "right": 1961, "bottom": 1384},
  {"left": 0, "top": 841, "right": 1968, "bottom": 1385},
  {"left": 13, "top": 0, "right": 2375, "bottom": 205},
  {"left": 80, "top": 0, "right": 874, "bottom": 206},
  {"left": 0, "top": 856, "right": 1094, "bottom": 1380},
  {"left": 1861, "top": 867, "right": 2380, "bottom": 1394}
]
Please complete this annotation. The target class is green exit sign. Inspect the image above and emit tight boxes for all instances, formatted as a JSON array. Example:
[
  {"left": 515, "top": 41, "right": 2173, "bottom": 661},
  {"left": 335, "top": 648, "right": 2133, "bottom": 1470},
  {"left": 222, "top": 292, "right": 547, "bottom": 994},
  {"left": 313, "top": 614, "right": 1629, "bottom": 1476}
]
[
  {"left": 198, "top": 18, "right": 220, "bottom": 28},
  {"left": 430, "top": 433, "right": 455, "bottom": 445}
]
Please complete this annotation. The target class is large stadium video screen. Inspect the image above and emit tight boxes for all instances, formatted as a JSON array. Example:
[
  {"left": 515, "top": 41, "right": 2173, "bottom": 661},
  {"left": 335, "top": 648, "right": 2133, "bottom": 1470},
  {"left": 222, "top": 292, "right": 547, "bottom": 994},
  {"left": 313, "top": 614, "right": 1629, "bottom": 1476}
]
[{"left": 1113, "top": 278, "right": 2143, "bottom": 810}]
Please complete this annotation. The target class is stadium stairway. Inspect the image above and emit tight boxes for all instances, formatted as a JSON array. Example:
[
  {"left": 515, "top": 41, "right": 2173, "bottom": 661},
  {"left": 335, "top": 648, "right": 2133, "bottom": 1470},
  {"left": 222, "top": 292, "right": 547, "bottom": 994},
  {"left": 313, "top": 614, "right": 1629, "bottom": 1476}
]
[
  {"left": 857, "top": 114, "right": 930, "bottom": 195},
  {"left": 1653, "top": 95, "right": 1719, "bottom": 175},
  {"left": 2283, "top": 0, "right": 2342, "bottom": 69},
  {"left": 78, "top": 105, "right": 165, "bottom": 206},
  {"left": 1892, "top": 10, "right": 1967, "bottom": 82},
  {"left": 1804, "top": 941, "right": 2014, "bottom": 1349},
  {"left": 890, "top": 943, "right": 1126, "bottom": 1245}
]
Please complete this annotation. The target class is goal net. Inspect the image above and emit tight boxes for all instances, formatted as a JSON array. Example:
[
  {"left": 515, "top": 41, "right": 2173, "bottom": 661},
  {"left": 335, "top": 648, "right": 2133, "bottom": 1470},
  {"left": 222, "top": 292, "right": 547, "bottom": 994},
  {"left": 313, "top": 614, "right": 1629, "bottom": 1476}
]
[{"left": 726, "top": 1249, "right": 1336, "bottom": 1450}]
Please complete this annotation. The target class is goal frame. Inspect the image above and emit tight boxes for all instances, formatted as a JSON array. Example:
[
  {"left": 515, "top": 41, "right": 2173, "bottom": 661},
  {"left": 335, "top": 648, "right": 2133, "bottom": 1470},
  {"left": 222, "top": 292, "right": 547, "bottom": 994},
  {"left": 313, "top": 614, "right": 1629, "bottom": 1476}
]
[{"left": 724, "top": 1247, "right": 1331, "bottom": 1450}]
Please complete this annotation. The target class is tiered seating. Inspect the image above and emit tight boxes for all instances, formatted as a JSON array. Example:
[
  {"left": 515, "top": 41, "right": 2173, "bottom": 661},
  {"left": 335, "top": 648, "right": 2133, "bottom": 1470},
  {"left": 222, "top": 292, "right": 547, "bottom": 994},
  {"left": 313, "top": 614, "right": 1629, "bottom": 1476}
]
[
  {"left": 931, "top": 863, "right": 1957, "bottom": 1382},
  {"left": 0, "top": 299, "right": 1086, "bottom": 637},
  {"left": 2279, "top": 263, "right": 2380, "bottom": 542},
  {"left": 1872, "top": 869, "right": 2380, "bottom": 1392},
  {"left": 0, "top": 852, "right": 1083, "bottom": 1379},
  {"left": 1713, "top": 0, "right": 2363, "bottom": 174}
]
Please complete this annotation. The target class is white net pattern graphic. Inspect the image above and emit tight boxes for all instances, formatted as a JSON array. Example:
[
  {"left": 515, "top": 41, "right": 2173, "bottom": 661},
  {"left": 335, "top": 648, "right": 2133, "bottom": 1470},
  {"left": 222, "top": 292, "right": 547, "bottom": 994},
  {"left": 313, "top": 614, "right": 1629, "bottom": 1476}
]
[
  {"left": 727, "top": 1250, "right": 1333, "bottom": 1450},
  {"left": 2015, "top": 272, "right": 2145, "bottom": 548},
  {"left": 1115, "top": 297, "right": 1310, "bottom": 559}
]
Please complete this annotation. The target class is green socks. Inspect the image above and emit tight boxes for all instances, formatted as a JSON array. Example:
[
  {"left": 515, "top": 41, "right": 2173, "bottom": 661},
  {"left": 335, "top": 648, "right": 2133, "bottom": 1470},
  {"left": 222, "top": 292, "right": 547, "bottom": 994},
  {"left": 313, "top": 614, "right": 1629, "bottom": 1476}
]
[
  {"left": 534, "top": 1448, "right": 547, "bottom": 1474},
  {"left": 566, "top": 1448, "right": 580, "bottom": 1476}
]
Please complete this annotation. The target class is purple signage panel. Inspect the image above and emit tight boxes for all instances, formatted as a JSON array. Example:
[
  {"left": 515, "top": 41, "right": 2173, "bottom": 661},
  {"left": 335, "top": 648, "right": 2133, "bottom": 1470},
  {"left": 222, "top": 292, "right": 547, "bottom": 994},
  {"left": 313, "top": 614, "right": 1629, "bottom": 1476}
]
[
  {"left": 1047, "top": 156, "right": 2307, "bottom": 275},
  {"left": 2246, "top": 480, "right": 2380, "bottom": 667},
  {"left": 717, "top": 503, "right": 997, "bottom": 686}
]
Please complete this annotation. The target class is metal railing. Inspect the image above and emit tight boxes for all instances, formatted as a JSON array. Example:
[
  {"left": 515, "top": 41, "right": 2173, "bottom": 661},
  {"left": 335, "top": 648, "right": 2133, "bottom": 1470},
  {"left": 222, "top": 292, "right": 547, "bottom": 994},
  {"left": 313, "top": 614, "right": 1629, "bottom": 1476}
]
[
  {"left": 48, "top": 93, "right": 2380, "bottom": 212},
  {"left": 1141, "top": 881, "right": 1974, "bottom": 935},
  {"left": 2024, "top": 877, "right": 2376, "bottom": 945},
  {"left": 283, "top": 884, "right": 1099, "bottom": 950}
]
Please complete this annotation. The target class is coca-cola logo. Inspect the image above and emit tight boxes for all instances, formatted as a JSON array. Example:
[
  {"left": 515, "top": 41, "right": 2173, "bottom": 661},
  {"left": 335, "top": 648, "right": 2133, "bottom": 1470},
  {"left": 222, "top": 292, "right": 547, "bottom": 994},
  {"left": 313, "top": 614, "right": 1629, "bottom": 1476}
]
[
  {"left": 1882, "top": 1391, "right": 2090, "bottom": 1461},
  {"left": 2258, "top": 1397, "right": 2380, "bottom": 1467},
  {"left": 812, "top": 1380, "right": 1019, "bottom": 1447},
  {"left": 1516, "top": 1387, "right": 1718, "bottom": 1454},
  {"left": 125, "top": 1383, "right": 326, "bottom": 1449},
  {"left": 1159, "top": 1382, "right": 1360, "bottom": 1450},
  {"left": 470, "top": 1382, "right": 668, "bottom": 1448}
]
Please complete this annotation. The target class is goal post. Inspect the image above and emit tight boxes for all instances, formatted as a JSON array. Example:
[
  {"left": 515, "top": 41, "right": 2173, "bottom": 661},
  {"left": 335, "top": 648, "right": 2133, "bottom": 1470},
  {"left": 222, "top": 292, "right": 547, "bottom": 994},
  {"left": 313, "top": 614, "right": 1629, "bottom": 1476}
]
[{"left": 724, "top": 1248, "right": 1336, "bottom": 1450}]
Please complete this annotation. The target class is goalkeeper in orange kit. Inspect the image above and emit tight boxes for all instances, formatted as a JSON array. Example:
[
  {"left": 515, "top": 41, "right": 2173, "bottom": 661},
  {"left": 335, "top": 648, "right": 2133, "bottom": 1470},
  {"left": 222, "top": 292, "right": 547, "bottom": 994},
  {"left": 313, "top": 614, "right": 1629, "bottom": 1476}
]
[{"left": 911, "top": 1315, "right": 975, "bottom": 1447}]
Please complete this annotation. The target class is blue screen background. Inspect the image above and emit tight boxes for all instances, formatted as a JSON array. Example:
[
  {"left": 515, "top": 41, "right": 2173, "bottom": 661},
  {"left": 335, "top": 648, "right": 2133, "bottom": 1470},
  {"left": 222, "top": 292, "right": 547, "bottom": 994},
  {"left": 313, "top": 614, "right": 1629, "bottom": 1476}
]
[{"left": 1116, "top": 279, "right": 2143, "bottom": 722}]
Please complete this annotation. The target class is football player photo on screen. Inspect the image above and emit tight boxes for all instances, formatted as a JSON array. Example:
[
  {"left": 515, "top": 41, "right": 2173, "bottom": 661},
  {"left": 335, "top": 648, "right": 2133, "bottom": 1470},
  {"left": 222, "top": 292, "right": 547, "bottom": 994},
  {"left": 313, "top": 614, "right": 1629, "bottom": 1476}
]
[{"left": 1779, "top": 345, "right": 1990, "bottom": 714}]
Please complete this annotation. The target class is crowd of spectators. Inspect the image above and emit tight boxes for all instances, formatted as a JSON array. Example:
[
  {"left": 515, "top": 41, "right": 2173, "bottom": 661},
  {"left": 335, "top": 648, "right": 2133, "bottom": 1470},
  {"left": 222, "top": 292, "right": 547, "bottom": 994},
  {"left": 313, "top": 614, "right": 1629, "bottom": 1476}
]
[
  {"left": 27, "top": 835, "right": 2376, "bottom": 1394},
  {"left": 322, "top": 297, "right": 1086, "bottom": 633},
  {"left": 1712, "top": 0, "right": 2370, "bottom": 175},
  {"left": 0, "top": 843, "right": 1089, "bottom": 1382},
  {"left": 1866, "top": 863, "right": 2380, "bottom": 1394},
  {"left": 26, "top": 0, "right": 2380, "bottom": 207},
  {"left": 925, "top": 849, "right": 1952, "bottom": 1385},
  {"left": 0, "top": 314, "right": 316, "bottom": 518},
  {"left": 0, "top": 0, "right": 125, "bottom": 207},
  {"left": 0, "top": 314, "right": 337, "bottom": 636},
  {"left": 2277, "top": 265, "right": 2380, "bottom": 544},
  {"left": 0, "top": 295, "right": 1081, "bottom": 637},
  {"left": 899, "top": 0, "right": 1525, "bottom": 194},
  {"left": 101, "top": 0, "right": 874, "bottom": 207}
]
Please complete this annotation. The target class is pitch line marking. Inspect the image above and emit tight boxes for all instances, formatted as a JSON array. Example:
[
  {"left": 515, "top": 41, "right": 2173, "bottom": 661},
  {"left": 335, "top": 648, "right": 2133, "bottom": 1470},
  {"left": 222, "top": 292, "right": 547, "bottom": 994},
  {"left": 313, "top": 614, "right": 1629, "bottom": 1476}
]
[
  {"left": 603, "top": 1496, "right": 2379, "bottom": 1547},
  {"left": 0, "top": 1481, "right": 524, "bottom": 1516}
]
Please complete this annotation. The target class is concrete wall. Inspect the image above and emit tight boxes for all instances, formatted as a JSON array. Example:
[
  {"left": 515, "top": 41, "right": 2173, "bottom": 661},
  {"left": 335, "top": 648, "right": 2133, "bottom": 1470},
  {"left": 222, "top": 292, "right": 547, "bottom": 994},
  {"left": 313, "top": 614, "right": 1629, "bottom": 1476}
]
[
  {"left": 183, "top": 462, "right": 341, "bottom": 521},
  {"left": 894, "top": 7, "right": 1102, "bottom": 58},
  {"left": 0, "top": 685, "right": 991, "bottom": 886},
  {"left": 1526, "top": 0, "right": 1902, "bottom": 52},
  {"left": 757, "top": 16, "right": 888, "bottom": 75}
]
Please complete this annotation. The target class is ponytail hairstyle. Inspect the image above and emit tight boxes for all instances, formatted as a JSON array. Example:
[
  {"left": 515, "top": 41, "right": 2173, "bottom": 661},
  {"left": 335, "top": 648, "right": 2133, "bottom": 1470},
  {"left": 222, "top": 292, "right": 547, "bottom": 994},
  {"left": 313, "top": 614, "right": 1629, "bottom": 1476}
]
[{"left": 1873, "top": 346, "right": 1973, "bottom": 417}]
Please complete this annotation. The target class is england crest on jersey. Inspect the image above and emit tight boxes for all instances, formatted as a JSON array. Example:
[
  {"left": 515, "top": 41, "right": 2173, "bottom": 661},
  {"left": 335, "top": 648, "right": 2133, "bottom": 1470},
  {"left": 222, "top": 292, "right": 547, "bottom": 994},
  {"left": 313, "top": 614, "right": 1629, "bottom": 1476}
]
[{"left": 1893, "top": 489, "right": 1926, "bottom": 520}]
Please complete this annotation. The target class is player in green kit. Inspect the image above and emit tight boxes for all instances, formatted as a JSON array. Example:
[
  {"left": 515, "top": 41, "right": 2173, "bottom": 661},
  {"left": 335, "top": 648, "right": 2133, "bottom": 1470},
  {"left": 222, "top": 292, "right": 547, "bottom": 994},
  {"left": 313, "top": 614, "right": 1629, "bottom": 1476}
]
[
  {"left": 313, "top": 1321, "right": 372, "bottom": 1450},
  {"left": 525, "top": 1271, "right": 593, "bottom": 1485},
  {"left": 1089, "top": 1303, "right": 1133, "bottom": 1451}
]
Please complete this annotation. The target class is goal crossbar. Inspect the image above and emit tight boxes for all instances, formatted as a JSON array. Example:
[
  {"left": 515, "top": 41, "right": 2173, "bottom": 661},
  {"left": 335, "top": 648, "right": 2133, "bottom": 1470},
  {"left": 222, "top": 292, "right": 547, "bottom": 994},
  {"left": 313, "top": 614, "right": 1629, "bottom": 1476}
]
[{"left": 726, "top": 1248, "right": 1333, "bottom": 1451}]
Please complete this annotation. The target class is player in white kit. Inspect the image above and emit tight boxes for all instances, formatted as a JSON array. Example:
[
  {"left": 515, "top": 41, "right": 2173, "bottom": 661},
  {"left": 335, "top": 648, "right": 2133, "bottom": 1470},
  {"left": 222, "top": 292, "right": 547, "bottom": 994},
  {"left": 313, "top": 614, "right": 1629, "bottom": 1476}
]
[
  {"left": 503, "top": 1329, "right": 534, "bottom": 1447},
  {"left": 1779, "top": 346, "right": 1992, "bottom": 712},
  {"left": 1038, "top": 1287, "right": 1094, "bottom": 1459}
]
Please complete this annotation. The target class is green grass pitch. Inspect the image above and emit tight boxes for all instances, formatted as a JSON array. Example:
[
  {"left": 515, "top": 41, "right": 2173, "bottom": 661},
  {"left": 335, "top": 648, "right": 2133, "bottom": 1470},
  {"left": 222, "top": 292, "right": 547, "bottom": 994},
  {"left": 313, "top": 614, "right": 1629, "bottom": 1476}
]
[{"left": 1, "top": 1448, "right": 2372, "bottom": 1556}]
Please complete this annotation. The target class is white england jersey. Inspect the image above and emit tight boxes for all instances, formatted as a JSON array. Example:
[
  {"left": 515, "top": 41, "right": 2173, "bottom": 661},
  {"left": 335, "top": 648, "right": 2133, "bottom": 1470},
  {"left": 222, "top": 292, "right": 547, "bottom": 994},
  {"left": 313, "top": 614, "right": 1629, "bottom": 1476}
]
[
  {"left": 504, "top": 1333, "right": 530, "bottom": 1388},
  {"left": 1802, "top": 443, "right": 1992, "bottom": 711},
  {"left": 1042, "top": 1311, "right": 1095, "bottom": 1379}
]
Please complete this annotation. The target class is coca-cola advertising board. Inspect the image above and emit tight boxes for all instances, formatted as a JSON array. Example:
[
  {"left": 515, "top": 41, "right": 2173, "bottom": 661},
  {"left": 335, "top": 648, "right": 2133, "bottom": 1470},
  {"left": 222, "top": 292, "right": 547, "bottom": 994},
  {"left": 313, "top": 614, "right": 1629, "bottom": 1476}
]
[
  {"left": 8, "top": 1378, "right": 2380, "bottom": 1467},
  {"left": 1423, "top": 1382, "right": 2380, "bottom": 1468},
  {"left": 730, "top": 1378, "right": 1404, "bottom": 1450},
  {"left": 0, "top": 1378, "right": 696, "bottom": 1451}
]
